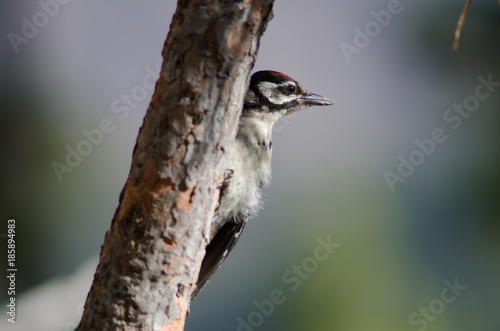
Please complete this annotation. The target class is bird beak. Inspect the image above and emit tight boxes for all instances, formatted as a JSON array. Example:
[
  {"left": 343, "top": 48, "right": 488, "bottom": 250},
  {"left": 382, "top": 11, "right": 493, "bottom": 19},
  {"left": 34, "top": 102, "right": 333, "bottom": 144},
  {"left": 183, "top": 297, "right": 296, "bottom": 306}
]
[{"left": 302, "top": 91, "right": 334, "bottom": 106}]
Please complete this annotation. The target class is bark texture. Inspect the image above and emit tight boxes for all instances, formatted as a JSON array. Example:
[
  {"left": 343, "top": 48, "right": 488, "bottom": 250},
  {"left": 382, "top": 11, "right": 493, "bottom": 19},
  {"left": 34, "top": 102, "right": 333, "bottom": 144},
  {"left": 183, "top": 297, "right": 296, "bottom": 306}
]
[{"left": 77, "top": 1, "right": 274, "bottom": 330}]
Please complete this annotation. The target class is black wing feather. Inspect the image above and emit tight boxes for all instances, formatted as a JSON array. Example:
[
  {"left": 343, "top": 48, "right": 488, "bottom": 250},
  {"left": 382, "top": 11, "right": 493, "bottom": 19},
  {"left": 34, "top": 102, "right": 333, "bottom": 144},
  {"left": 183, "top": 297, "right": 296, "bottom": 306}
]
[{"left": 192, "top": 218, "right": 247, "bottom": 299}]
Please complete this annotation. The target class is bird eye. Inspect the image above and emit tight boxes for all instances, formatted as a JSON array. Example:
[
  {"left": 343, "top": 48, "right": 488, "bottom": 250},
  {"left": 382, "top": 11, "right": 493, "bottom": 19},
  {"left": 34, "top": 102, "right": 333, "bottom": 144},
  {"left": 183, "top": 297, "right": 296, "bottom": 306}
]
[{"left": 286, "top": 85, "right": 296, "bottom": 95}]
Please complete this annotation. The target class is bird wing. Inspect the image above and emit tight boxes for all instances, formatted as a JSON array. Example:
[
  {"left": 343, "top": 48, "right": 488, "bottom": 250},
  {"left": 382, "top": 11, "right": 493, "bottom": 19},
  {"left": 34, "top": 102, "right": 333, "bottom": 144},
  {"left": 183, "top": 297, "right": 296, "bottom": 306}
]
[{"left": 191, "top": 218, "right": 247, "bottom": 299}]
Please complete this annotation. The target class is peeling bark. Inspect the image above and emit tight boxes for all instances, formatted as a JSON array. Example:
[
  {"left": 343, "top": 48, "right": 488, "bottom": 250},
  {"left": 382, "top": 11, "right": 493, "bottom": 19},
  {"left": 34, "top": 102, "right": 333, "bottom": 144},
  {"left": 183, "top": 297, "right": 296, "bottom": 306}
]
[{"left": 77, "top": 1, "right": 274, "bottom": 330}]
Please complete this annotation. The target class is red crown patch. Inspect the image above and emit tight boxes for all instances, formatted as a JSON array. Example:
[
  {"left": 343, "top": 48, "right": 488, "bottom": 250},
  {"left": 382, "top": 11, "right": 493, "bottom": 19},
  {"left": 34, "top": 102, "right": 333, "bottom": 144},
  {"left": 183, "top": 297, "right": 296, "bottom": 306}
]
[{"left": 268, "top": 71, "right": 296, "bottom": 81}]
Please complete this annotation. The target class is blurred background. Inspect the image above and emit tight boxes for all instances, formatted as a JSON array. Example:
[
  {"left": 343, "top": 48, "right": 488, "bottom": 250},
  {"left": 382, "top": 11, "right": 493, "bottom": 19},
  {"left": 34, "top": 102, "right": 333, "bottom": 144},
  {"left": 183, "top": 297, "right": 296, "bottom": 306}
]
[{"left": 1, "top": 0, "right": 499, "bottom": 330}]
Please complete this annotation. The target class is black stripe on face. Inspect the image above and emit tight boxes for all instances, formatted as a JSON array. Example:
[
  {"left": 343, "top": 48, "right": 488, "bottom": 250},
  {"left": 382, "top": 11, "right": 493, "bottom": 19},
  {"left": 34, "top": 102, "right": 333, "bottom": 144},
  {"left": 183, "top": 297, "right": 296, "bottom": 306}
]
[{"left": 257, "top": 82, "right": 303, "bottom": 110}]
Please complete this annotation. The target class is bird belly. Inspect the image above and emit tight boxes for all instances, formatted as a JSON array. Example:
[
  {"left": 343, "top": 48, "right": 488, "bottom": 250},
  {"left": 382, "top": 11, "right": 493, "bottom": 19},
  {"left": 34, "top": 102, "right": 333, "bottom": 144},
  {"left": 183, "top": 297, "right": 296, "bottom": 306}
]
[{"left": 211, "top": 139, "right": 272, "bottom": 235}]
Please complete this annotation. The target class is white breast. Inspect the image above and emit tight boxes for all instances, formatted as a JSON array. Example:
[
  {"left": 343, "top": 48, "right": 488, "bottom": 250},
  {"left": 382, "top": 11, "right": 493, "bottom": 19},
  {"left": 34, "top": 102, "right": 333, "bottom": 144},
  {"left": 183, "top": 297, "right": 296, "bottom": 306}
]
[{"left": 212, "top": 114, "right": 274, "bottom": 234}]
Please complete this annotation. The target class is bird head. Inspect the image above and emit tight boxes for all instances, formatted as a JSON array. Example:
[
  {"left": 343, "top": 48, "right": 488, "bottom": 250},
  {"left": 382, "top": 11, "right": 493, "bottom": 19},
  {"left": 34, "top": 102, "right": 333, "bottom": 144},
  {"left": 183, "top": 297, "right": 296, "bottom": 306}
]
[{"left": 243, "top": 70, "right": 334, "bottom": 122}]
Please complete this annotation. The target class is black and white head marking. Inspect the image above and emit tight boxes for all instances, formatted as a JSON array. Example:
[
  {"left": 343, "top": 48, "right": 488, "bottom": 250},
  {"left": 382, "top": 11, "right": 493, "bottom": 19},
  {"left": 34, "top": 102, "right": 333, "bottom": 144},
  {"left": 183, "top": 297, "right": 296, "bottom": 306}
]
[{"left": 244, "top": 71, "right": 307, "bottom": 114}]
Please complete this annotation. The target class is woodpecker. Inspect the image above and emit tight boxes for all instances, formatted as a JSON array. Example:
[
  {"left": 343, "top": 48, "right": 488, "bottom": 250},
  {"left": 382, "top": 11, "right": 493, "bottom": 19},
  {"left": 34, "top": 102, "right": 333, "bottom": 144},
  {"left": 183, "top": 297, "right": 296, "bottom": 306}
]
[{"left": 192, "top": 70, "right": 334, "bottom": 298}]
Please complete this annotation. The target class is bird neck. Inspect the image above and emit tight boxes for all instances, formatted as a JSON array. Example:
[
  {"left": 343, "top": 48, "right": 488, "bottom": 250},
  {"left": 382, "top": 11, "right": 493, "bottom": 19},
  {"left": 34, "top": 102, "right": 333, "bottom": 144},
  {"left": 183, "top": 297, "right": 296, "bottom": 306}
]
[{"left": 236, "top": 112, "right": 277, "bottom": 150}]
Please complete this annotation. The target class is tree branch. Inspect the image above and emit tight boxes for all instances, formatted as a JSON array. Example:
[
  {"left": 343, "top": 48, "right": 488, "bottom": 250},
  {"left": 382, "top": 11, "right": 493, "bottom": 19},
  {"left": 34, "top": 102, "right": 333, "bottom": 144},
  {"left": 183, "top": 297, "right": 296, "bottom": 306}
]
[
  {"left": 452, "top": 0, "right": 472, "bottom": 52},
  {"left": 77, "top": 1, "right": 274, "bottom": 330}
]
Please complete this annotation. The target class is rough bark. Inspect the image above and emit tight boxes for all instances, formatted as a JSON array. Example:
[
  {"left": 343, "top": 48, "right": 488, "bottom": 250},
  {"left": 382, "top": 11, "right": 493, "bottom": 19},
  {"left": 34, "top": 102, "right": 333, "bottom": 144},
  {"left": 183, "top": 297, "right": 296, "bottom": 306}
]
[{"left": 77, "top": 1, "right": 274, "bottom": 330}]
